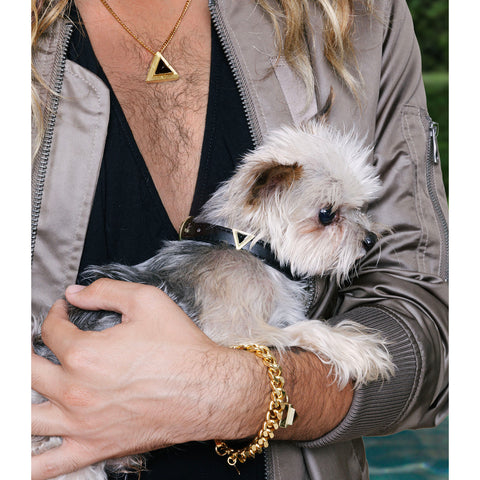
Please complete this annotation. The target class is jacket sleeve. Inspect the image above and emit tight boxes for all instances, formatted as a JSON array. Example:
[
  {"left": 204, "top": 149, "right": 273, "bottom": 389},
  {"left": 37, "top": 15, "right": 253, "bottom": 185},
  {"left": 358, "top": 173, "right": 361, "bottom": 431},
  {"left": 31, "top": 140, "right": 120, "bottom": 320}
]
[{"left": 302, "top": 0, "right": 448, "bottom": 446}]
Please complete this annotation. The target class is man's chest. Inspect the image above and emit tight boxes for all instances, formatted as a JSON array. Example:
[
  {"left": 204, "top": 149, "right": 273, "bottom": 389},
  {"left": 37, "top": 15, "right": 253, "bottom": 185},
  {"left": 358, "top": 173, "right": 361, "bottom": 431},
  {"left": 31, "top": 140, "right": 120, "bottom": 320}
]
[
  {"left": 106, "top": 48, "right": 210, "bottom": 174},
  {"left": 76, "top": 0, "right": 212, "bottom": 229}
]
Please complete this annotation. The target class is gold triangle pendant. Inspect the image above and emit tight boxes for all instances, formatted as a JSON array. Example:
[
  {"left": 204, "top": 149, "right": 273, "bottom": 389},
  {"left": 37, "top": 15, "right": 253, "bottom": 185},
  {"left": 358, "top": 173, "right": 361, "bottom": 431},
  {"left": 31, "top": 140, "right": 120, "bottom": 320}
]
[
  {"left": 146, "top": 51, "right": 179, "bottom": 83},
  {"left": 232, "top": 229, "right": 256, "bottom": 250}
]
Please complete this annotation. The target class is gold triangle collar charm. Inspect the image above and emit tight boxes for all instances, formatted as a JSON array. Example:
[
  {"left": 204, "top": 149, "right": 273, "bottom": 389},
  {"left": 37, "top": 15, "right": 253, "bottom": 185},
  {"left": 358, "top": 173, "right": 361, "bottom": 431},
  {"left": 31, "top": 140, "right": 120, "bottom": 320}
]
[
  {"left": 232, "top": 229, "right": 256, "bottom": 251},
  {"left": 146, "top": 52, "right": 179, "bottom": 83}
]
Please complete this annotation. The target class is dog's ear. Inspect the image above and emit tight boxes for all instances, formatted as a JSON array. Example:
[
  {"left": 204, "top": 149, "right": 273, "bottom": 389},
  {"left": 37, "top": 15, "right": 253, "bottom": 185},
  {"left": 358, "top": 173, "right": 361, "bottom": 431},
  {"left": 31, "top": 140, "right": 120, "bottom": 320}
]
[{"left": 248, "top": 162, "right": 303, "bottom": 205}]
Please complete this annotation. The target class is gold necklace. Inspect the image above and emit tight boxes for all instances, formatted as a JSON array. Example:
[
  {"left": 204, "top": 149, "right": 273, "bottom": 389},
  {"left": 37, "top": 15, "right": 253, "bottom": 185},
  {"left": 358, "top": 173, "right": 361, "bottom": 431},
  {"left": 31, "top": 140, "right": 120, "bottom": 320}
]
[{"left": 99, "top": 0, "right": 192, "bottom": 83}]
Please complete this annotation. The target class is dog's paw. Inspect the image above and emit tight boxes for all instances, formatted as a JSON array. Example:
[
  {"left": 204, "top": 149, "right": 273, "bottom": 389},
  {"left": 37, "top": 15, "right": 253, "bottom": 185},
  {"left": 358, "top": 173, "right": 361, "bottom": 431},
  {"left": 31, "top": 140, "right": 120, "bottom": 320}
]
[
  {"left": 326, "top": 320, "right": 395, "bottom": 388},
  {"left": 281, "top": 320, "right": 395, "bottom": 389}
]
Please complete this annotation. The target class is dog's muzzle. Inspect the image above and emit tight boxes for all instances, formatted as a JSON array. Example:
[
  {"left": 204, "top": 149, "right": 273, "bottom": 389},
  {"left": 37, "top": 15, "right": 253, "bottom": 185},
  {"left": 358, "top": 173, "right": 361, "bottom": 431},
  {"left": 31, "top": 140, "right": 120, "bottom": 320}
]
[{"left": 363, "top": 232, "right": 378, "bottom": 252}]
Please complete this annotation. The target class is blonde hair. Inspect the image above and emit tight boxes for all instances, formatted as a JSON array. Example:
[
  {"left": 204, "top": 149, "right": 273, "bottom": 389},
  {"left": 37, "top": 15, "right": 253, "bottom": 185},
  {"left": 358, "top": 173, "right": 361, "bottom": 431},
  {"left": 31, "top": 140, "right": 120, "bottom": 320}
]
[
  {"left": 32, "top": 0, "right": 70, "bottom": 157},
  {"left": 258, "top": 0, "right": 374, "bottom": 101}
]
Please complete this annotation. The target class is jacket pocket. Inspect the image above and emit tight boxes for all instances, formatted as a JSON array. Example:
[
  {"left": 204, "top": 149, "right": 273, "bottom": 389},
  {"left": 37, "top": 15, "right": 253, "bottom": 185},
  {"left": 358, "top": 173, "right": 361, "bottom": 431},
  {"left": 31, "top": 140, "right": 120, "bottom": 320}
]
[{"left": 401, "top": 105, "right": 449, "bottom": 281}]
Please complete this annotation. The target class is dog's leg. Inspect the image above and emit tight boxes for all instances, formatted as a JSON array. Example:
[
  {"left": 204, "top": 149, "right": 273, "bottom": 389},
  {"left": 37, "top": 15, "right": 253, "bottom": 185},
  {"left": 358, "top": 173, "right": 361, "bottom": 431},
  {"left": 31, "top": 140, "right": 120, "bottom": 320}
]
[{"left": 278, "top": 320, "right": 395, "bottom": 389}]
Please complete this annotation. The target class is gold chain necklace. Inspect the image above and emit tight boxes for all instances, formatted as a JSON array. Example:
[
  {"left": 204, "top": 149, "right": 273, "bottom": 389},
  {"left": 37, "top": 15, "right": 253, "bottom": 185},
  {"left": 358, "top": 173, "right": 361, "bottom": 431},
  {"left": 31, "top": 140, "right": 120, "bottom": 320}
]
[{"left": 99, "top": 0, "right": 192, "bottom": 83}]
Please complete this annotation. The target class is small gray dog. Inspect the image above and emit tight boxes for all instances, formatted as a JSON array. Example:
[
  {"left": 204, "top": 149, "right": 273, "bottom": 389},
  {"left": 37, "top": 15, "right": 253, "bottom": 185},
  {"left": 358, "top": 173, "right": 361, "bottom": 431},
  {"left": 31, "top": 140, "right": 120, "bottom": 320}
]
[{"left": 32, "top": 119, "right": 394, "bottom": 479}]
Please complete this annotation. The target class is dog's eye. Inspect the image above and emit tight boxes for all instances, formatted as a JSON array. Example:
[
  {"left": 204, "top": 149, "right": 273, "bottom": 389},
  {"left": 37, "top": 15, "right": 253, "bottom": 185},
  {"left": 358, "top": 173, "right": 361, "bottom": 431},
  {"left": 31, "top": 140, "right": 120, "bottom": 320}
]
[{"left": 318, "top": 207, "right": 336, "bottom": 226}]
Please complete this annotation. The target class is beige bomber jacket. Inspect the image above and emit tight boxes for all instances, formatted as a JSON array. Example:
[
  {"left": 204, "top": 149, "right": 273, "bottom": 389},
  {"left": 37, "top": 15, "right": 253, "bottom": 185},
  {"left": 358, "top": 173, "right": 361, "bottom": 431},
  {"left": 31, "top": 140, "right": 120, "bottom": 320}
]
[{"left": 32, "top": 1, "right": 448, "bottom": 478}]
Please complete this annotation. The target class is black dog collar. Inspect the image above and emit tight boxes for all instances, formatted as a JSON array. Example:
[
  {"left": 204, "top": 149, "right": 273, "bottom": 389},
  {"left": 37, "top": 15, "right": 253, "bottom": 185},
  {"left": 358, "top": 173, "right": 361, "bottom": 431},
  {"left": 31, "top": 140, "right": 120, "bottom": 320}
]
[{"left": 179, "top": 216, "right": 298, "bottom": 280}]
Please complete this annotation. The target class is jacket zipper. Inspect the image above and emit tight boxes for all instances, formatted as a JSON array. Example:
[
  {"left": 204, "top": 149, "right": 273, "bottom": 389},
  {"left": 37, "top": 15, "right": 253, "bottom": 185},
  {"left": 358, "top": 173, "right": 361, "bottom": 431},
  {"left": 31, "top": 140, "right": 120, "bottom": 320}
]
[
  {"left": 208, "top": 0, "right": 262, "bottom": 148},
  {"left": 31, "top": 22, "right": 74, "bottom": 262},
  {"left": 305, "top": 275, "right": 326, "bottom": 317},
  {"left": 208, "top": 3, "right": 274, "bottom": 479},
  {"left": 264, "top": 448, "right": 274, "bottom": 480},
  {"left": 421, "top": 112, "right": 449, "bottom": 281}
]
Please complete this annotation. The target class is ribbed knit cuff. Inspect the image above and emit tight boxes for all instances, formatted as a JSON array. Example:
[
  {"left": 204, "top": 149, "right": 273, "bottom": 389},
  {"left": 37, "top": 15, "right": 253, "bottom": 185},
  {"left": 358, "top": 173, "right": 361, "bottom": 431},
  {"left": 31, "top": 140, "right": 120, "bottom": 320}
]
[{"left": 299, "top": 305, "right": 420, "bottom": 448}]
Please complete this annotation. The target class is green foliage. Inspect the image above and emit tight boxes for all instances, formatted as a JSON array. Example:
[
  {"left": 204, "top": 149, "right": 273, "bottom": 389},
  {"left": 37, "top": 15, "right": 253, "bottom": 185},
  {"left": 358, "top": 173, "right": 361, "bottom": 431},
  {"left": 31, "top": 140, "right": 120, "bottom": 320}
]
[
  {"left": 406, "top": 0, "right": 448, "bottom": 72},
  {"left": 405, "top": 1, "right": 448, "bottom": 195},
  {"left": 365, "top": 7, "right": 449, "bottom": 474}
]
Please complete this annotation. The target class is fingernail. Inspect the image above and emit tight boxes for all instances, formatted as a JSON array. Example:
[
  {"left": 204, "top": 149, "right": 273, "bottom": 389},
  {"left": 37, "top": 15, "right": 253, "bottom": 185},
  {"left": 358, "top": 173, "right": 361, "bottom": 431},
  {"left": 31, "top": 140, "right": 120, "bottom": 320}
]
[{"left": 66, "top": 284, "right": 86, "bottom": 295}]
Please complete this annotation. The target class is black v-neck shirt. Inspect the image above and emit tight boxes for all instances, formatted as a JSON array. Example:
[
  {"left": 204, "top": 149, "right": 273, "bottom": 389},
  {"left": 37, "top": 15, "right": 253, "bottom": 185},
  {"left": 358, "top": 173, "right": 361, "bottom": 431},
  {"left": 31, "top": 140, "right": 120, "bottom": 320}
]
[
  {"left": 71, "top": 20, "right": 254, "bottom": 272},
  {"left": 67, "top": 11, "right": 265, "bottom": 480}
]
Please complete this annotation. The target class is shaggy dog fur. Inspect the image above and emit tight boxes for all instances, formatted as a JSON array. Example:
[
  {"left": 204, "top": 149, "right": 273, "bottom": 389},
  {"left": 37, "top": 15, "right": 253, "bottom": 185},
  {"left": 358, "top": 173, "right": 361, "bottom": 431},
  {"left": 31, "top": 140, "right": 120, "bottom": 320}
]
[{"left": 32, "top": 120, "right": 395, "bottom": 479}]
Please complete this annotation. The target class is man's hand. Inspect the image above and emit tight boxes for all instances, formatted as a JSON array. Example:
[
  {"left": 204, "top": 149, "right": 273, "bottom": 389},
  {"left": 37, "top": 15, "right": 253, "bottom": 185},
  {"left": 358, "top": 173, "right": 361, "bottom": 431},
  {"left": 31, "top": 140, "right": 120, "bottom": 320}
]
[
  {"left": 31, "top": 279, "right": 269, "bottom": 480},
  {"left": 31, "top": 279, "right": 353, "bottom": 480}
]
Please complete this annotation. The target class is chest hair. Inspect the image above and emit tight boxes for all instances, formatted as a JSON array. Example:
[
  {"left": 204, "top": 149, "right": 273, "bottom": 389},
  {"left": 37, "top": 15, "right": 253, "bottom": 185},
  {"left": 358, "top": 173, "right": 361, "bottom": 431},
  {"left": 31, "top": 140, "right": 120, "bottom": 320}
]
[
  {"left": 110, "top": 38, "right": 209, "bottom": 171},
  {"left": 102, "top": 36, "right": 211, "bottom": 228}
]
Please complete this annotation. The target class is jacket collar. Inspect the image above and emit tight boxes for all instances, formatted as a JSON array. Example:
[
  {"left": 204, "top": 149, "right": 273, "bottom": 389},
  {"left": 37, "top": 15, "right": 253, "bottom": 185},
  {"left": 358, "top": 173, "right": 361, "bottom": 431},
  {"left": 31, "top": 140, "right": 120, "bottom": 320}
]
[{"left": 209, "top": 0, "right": 321, "bottom": 139}]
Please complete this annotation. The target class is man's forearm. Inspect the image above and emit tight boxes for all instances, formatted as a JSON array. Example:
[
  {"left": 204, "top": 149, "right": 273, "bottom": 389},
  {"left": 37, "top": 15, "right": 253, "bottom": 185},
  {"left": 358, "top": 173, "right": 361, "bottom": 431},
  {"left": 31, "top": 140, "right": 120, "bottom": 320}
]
[
  {"left": 31, "top": 281, "right": 353, "bottom": 480},
  {"left": 216, "top": 347, "right": 353, "bottom": 442}
]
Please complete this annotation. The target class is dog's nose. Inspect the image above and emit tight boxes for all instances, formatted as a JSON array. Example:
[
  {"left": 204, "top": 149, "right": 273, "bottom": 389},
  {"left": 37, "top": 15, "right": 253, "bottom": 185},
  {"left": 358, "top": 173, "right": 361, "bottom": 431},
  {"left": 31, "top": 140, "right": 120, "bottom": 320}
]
[{"left": 363, "top": 232, "right": 377, "bottom": 252}]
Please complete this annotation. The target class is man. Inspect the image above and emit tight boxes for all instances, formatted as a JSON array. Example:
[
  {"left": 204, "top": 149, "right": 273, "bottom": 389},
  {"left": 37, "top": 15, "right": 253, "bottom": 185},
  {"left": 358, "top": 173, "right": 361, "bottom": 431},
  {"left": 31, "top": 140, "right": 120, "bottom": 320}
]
[{"left": 31, "top": 1, "right": 448, "bottom": 478}]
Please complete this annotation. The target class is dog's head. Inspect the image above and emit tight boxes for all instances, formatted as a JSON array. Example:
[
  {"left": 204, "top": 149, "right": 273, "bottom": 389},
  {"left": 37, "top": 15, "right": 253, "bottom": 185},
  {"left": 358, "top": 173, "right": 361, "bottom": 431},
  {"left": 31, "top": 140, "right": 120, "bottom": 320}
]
[{"left": 200, "top": 121, "right": 385, "bottom": 283}]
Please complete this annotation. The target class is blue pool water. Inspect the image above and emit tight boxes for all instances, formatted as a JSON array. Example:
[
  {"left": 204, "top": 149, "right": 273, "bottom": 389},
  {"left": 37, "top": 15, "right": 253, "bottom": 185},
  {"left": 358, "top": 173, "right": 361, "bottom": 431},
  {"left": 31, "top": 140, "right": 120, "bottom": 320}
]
[{"left": 364, "top": 417, "right": 448, "bottom": 479}]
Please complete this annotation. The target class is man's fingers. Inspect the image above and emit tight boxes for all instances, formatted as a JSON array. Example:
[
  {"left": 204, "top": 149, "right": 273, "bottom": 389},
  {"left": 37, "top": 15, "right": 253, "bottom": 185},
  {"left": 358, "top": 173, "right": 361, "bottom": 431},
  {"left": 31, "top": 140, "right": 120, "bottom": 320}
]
[
  {"left": 65, "top": 278, "right": 164, "bottom": 318},
  {"left": 31, "top": 438, "right": 100, "bottom": 480},
  {"left": 39, "top": 300, "right": 89, "bottom": 364},
  {"left": 31, "top": 352, "right": 64, "bottom": 399},
  {"left": 32, "top": 354, "right": 70, "bottom": 437},
  {"left": 31, "top": 401, "right": 67, "bottom": 437},
  {"left": 41, "top": 300, "right": 81, "bottom": 352}
]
